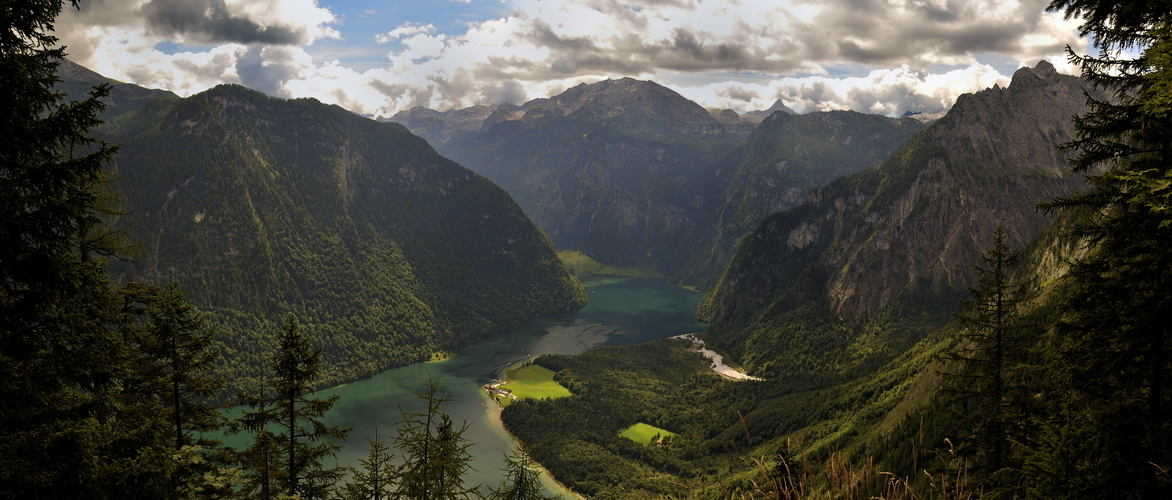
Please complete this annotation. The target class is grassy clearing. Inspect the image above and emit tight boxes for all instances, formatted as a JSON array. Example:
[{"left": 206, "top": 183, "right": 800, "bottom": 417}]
[
  {"left": 427, "top": 351, "right": 454, "bottom": 363},
  {"left": 505, "top": 364, "right": 572, "bottom": 400},
  {"left": 618, "top": 423, "right": 677, "bottom": 445},
  {"left": 558, "top": 250, "right": 664, "bottom": 279}
]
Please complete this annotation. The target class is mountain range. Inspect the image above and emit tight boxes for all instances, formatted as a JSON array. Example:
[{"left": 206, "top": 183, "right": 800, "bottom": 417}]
[
  {"left": 60, "top": 57, "right": 1117, "bottom": 496},
  {"left": 394, "top": 78, "right": 923, "bottom": 282},
  {"left": 497, "top": 61, "right": 1110, "bottom": 496}
]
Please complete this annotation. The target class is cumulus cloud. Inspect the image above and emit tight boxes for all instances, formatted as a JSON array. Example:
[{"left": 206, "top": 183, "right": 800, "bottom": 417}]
[
  {"left": 141, "top": 0, "right": 303, "bottom": 44},
  {"left": 660, "top": 64, "right": 1014, "bottom": 117},
  {"left": 53, "top": 0, "right": 1089, "bottom": 118},
  {"left": 348, "top": 0, "right": 1085, "bottom": 112}
]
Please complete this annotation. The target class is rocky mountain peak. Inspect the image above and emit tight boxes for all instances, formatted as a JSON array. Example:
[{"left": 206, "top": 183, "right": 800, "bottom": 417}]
[
  {"left": 532, "top": 77, "right": 717, "bottom": 125},
  {"left": 387, "top": 104, "right": 497, "bottom": 145},
  {"left": 744, "top": 99, "right": 797, "bottom": 121},
  {"left": 476, "top": 77, "right": 752, "bottom": 138}
]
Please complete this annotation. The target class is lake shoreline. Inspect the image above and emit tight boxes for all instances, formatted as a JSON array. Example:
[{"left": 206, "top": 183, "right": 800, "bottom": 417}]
[{"left": 486, "top": 356, "right": 583, "bottom": 499}]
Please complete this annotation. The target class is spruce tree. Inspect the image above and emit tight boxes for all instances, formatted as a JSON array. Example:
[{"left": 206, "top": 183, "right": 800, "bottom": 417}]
[
  {"left": 1034, "top": 1, "right": 1172, "bottom": 497},
  {"left": 237, "top": 315, "right": 349, "bottom": 499},
  {"left": 940, "top": 226, "right": 1036, "bottom": 495},
  {"left": 144, "top": 283, "right": 226, "bottom": 450},
  {"left": 0, "top": 0, "right": 173, "bottom": 496}
]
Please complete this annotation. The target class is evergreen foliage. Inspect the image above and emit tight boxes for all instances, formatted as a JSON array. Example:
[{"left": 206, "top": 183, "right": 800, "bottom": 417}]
[
  {"left": 1030, "top": 0, "right": 1172, "bottom": 496},
  {"left": 938, "top": 226, "right": 1037, "bottom": 496},
  {"left": 339, "top": 429, "right": 397, "bottom": 500},
  {"left": 236, "top": 316, "right": 349, "bottom": 499},
  {"left": 143, "top": 283, "right": 226, "bottom": 450},
  {"left": 0, "top": 1, "right": 170, "bottom": 496},
  {"left": 488, "top": 445, "right": 556, "bottom": 500},
  {"left": 96, "top": 83, "right": 587, "bottom": 397},
  {"left": 393, "top": 380, "right": 478, "bottom": 499}
]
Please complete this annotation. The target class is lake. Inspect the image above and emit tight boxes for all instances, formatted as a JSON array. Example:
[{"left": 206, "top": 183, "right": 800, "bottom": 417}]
[{"left": 304, "top": 276, "right": 705, "bottom": 496}]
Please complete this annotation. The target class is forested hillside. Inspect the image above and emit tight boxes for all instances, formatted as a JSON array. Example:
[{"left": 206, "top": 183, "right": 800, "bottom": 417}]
[
  {"left": 502, "top": 54, "right": 1172, "bottom": 496},
  {"left": 96, "top": 82, "right": 586, "bottom": 393}
]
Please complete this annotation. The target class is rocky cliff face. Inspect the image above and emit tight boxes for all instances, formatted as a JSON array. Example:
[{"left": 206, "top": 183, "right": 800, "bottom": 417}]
[
  {"left": 683, "top": 110, "right": 924, "bottom": 285},
  {"left": 701, "top": 61, "right": 1097, "bottom": 363},
  {"left": 823, "top": 61, "right": 1090, "bottom": 314}
]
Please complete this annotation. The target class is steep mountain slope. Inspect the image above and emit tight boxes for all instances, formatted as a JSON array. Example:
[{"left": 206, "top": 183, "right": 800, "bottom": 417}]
[
  {"left": 55, "top": 58, "right": 175, "bottom": 118},
  {"left": 403, "top": 79, "right": 918, "bottom": 280},
  {"left": 683, "top": 110, "right": 924, "bottom": 284},
  {"left": 499, "top": 61, "right": 1102, "bottom": 497},
  {"left": 699, "top": 61, "right": 1093, "bottom": 373},
  {"left": 94, "top": 83, "right": 586, "bottom": 390}
]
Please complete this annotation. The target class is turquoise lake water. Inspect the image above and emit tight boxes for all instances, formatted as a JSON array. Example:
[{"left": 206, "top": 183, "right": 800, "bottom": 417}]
[{"left": 243, "top": 276, "right": 705, "bottom": 496}]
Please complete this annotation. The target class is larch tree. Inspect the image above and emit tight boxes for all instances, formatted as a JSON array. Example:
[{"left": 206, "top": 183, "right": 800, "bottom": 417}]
[
  {"left": 339, "top": 428, "right": 397, "bottom": 500},
  {"left": 488, "top": 445, "right": 557, "bottom": 500},
  {"left": 393, "top": 379, "right": 478, "bottom": 499}
]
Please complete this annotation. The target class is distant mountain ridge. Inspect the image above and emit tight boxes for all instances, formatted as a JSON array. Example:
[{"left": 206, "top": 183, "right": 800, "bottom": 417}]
[
  {"left": 396, "top": 78, "right": 920, "bottom": 280},
  {"left": 55, "top": 58, "right": 175, "bottom": 118},
  {"left": 58, "top": 63, "right": 587, "bottom": 391},
  {"left": 392, "top": 78, "right": 768, "bottom": 146}
]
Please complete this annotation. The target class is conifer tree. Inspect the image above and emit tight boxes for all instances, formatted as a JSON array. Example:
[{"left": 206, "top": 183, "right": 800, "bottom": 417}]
[
  {"left": 0, "top": 1, "right": 174, "bottom": 496},
  {"left": 941, "top": 225, "right": 1036, "bottom": 496},
  {"left": 393, "top": 379, "right": 478, "bottom": 499},
  {"left": 1034, "top": 1, "right": 1172, "bottom": 497},
  {"left": 488, "top": 445, "right": 557, "bottom": 500},
  {"left": 237, "top": 315, "right": 349, "bottom": 499},
  {"left": 144, "top": 283, "right": 226, "bottom": 450},
  {"left": 339, "top": 428, "right": 397, "bottom": 500}
]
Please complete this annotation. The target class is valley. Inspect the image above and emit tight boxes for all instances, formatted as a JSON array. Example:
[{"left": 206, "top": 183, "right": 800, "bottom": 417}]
[{"left": 6, "top": 0, "right": 1171, "bottom": 493}]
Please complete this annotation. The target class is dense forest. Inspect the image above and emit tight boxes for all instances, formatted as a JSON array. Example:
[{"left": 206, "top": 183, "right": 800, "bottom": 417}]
[
  {"left": 4, "top": 0, "right": 1171, "bottom": 498},
  {"left": 500, "top": 0, "right": 1172, "bottom": 498},
  {"left": 0, "top": 0, "right": 576, "bottom": 497}
]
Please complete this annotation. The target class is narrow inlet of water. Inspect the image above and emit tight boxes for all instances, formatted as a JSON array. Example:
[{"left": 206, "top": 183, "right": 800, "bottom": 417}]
[{"left": 227, "top": 276, "right": 705, "bottom": 497}]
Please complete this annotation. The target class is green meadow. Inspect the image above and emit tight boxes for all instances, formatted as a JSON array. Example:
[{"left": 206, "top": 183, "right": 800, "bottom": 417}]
[
  {"left": 618, "top": 423, "right": 677, "bottom": 445},
  {"left": 557, "top": 250, "right": 665, "bottom": 279},
  {"left": 505, "top": 364, "right": 572, "bottom": 400}
]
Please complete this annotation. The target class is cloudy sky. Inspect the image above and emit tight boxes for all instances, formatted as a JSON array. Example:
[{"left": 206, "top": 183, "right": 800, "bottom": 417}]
[{"left": 56, "top": 0, "right": 1089, "bottom": 118}]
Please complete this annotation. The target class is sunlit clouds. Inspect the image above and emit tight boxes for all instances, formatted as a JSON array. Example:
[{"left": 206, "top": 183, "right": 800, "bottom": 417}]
[{"left": 56, "top": 0, "right": 1089, "bottom": 118}]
